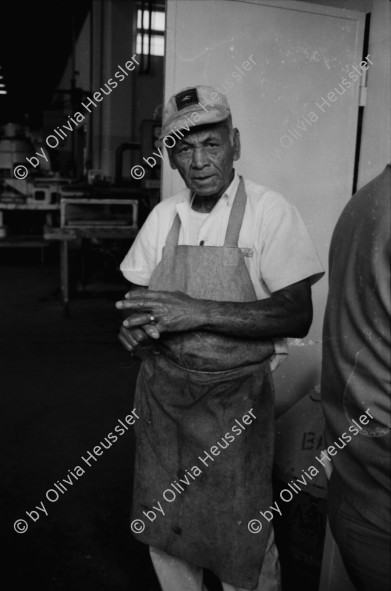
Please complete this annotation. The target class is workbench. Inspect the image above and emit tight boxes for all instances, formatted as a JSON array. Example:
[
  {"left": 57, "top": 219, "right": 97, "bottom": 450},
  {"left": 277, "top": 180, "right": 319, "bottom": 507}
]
[
  {"left": 0, "top": 201, "right": 61, "bottom": 262},
  {"left": 44, "top": 198, "right": 139, "bottom": 313}
]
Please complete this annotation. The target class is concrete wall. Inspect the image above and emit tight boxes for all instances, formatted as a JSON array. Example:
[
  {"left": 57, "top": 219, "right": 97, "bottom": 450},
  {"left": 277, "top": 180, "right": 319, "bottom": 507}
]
[
  {"left": 358, "top": 0, "right": 391, "bottom": 187},
  {"left": 295, "top": 0, "right": 391, "bottom": 188}
]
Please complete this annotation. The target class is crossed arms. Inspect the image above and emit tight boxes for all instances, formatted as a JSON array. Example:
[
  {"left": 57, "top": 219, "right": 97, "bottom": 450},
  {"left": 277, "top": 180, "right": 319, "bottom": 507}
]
[{"left": 116, "top": 279, "right": 313, "bottom": 353}]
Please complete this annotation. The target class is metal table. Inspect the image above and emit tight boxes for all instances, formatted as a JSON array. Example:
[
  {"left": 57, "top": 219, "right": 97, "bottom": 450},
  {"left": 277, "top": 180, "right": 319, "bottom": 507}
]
[{"left": 44, "top": 198, "right": 139, "bottom": 313}]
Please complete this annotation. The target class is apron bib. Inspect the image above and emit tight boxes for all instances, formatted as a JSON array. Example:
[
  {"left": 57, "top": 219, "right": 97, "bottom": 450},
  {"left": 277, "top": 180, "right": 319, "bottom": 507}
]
[{"left": 131, "top": 178, "right": 276, "bottom": 590}]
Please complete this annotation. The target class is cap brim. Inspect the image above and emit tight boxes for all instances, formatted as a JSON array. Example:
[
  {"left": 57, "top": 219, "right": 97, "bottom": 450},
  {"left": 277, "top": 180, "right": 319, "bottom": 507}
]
[{"left": 160, "top": 107, "right": 230, "bottom": 140}]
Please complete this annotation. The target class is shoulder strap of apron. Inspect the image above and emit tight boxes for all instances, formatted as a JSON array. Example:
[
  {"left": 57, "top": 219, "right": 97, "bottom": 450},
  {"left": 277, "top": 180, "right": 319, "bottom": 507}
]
[
  {"left": 165, "top": 213, "right": 181, "bottom": 246},
  {"left": 224, "top": 176, "right": 247, "bottom": 247},
  {"left": 164, "top": 176, "right": 247, "bottom": 247}
]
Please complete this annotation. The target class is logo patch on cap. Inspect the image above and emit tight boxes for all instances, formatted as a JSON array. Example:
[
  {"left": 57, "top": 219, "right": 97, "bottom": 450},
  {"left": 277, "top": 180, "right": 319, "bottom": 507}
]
[{"left": 175, "top": 88, "right": 199, "bottom": 111}]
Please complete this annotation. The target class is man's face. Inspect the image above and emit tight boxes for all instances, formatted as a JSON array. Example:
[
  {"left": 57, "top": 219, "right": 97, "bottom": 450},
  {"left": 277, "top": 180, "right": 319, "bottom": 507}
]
[{"left": 168, "top": 122, "right": 241, "bottom": 198}]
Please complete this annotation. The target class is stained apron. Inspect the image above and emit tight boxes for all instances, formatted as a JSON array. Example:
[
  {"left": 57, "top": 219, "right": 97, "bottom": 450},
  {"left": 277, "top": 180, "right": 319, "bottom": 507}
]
[{"left": 131, "top": 178, "right": 276, "bottom": 590}]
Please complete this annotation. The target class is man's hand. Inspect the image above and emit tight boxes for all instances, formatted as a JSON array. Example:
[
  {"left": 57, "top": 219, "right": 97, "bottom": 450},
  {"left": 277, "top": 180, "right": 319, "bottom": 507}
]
[
  {"left": 117, "top": 284, "right": 162, "bottom": 354},
  {"left": 118, "top": 323, "right": 160, "bottom": 353},
  {"left": 115, "top": 289, "right": 202, "bottom": 335},
  {"left": 116, "top": 278, "right": 313, "bottom": 343}
]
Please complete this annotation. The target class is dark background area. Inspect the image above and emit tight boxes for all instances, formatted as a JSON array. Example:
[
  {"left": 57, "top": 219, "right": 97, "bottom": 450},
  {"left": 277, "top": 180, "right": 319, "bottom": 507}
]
[
  {"left": 0, "top": 0, "right": 91, "bottom": 128},
  {"left": 0, "top": 249, "right": 226, "bottom": 590}
]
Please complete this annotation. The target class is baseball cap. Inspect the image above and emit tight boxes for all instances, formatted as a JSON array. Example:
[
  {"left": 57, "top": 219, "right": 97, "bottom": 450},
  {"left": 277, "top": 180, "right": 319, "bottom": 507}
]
[{"left": 160, "top": 85, "right": 231, "bottom": 139}]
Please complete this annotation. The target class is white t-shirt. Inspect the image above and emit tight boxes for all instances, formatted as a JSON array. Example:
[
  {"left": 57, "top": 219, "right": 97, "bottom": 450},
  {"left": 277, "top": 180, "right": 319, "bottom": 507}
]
[
  {"left": 188, "top": 209, "right": 209, "bottom": 245},
  {"left": 120, "top": 171, "right": 325, "bottom": 369}
]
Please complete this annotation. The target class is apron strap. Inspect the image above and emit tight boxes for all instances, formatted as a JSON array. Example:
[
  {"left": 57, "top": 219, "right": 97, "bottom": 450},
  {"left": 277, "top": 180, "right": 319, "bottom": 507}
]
[
  {"left": 164, "top": 175, "right": 248, "bottom": 247},
  {"left": 224, "top": 176, "right": 247, "bottom": 247},
  {"left": 165, "top": 213, "right": 181, "bottom": 246}
]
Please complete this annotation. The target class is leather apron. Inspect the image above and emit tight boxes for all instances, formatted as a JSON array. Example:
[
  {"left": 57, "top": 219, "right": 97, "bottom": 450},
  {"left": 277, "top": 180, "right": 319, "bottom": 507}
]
[{"left": 131, "top": 178, "right": 276, "bottom": 590}]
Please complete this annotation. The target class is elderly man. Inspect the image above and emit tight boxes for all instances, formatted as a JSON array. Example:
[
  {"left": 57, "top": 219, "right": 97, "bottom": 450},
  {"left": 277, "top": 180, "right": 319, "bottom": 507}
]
[{"left": 116, "top": 85, "right": 324, "bottom": 591}]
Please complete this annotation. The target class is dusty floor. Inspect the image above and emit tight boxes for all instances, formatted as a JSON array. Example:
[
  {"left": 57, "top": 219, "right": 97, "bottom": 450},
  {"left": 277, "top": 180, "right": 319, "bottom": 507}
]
[{"left": 1, "top": 247, "right": 324, "bottom": 591}]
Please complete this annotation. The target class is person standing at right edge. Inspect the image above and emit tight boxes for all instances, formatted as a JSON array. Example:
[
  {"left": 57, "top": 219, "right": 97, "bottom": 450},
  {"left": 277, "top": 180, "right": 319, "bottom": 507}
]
[{"left": 321, "top": 164, "right": 391, "bottom": 591}]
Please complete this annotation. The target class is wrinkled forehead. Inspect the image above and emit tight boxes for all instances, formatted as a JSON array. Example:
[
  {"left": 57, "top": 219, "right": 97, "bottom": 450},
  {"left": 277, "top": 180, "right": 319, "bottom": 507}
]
[{"left": 176, "top": 122, "right": 231, "bottom": 145}]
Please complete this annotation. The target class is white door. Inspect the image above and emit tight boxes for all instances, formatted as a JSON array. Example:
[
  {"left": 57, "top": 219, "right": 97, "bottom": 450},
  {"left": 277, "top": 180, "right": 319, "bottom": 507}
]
[{"left": 162, "top": 0, "right": 366, "bottom": 411}]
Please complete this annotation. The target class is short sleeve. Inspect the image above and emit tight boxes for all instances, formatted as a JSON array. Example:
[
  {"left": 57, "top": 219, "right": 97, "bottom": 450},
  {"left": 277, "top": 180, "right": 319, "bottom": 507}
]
[
  {"left": 119, "top": 206, "right": 159, "bottom": 285},
  {"left": 260, "top": 194, "right": 325, "bottom": 293}
]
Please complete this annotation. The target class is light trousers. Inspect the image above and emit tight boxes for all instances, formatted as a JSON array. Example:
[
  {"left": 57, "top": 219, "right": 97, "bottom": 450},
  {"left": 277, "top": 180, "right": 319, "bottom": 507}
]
[{"left": 149, "top": 525, "right": 281, "bottom": 591}]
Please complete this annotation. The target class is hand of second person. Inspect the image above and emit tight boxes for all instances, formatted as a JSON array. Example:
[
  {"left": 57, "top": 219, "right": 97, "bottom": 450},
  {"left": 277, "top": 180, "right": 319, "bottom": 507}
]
[{"left": 115, "top": 289, "right": 203, "bottom": 334}]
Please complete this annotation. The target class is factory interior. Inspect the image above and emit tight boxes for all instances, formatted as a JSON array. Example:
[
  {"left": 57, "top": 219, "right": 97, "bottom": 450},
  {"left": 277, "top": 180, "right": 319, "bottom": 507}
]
[{"left": 1, "top": 1, "right": 390, "bottom": 590}]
